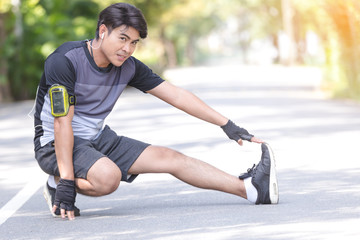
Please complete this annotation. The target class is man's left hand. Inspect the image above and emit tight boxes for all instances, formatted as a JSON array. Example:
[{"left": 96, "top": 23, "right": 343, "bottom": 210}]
[{"left": 221, "top": 120, "right": 264, "bottom": 145}]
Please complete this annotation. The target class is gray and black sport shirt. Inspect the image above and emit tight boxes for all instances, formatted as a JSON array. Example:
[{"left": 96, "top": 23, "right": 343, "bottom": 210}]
[{"left": 34, "top": 40, "right": 164, "bottom": 151}]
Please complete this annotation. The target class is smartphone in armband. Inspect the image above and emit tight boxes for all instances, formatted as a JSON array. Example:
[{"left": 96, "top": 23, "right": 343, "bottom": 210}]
[{"left": 49, "top": 84, "right": 70, "bottom": 117}]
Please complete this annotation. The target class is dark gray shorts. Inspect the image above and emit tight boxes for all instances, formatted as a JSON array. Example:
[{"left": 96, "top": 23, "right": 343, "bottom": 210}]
[{"left": 35, "top": 125, "right": 150, "bottom": 183}]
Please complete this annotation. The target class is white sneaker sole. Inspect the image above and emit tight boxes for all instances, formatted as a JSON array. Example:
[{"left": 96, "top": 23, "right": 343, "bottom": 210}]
[
  {"left": 264, "top": 143, "right": 279, "bottom": 204},
  {"left": 43, "top": 185, "right": 57, "bottom": 217}
]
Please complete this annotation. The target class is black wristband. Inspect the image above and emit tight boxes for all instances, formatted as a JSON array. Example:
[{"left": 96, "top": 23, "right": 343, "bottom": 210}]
[
  {"left": 221, "top": 120, "right": 254, "bottom": 142},
  {"left": 54, "top": 178, "right": 76, "bottom": 211}
]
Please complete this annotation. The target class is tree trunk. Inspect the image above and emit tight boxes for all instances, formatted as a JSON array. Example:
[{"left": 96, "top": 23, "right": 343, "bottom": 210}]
[
  {"left": 160, "top": 26, "right": 177, "bottom": 68},
  {"left": 0, "top": 13, "right": 12, "bottom": 102},
  {"left": 185, "top": 36, "right": 195, "bottom": 65},
  {"left": 281, "top": 0, "right": 297, "bottom": 65},
  {"left": 345, "top": 2, "right": 360, "bottom": 93}
]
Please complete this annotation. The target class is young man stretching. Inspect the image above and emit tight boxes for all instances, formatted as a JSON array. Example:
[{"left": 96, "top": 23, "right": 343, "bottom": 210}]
[{"left": 33, "top": 2, "right": 279, "bottom": 221}]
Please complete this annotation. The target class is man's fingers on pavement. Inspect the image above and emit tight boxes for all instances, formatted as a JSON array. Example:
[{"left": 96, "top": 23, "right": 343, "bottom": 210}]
[
  {"left": 67, "top": 210, "right": 75, "bottom": 220},
  {"left": 61, "top": 208, "right": 66, "bottom": 219},
  {"left": 237, "top": 139, "right": 243, "bottom": 146},
  {"left": 52, "top": 205, "right": 58, "bottom": 214}
]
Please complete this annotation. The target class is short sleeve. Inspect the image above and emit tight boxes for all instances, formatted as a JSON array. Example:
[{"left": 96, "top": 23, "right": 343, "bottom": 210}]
[
  {"left": 128, "top": 57, "right": 164, "bottom": 92},
  {"left": 44, "top": 52, "right": 76, "bottom": 95}
]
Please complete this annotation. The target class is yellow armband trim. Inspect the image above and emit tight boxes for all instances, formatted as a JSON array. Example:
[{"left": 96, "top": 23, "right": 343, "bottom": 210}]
[{"left": 49, "top": 85, "right": 70, "bottom": 117}]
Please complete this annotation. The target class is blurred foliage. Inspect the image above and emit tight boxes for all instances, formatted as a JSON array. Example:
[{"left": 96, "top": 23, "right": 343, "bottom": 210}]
[
  {"left": 0, "top": 0, "right": 99, "bottom": 101},
  {"left": 0, "top": 0, "right": 359, "bottom": 101},
  {"left": 293, "top": 0, "right": 360, "bottom": 100}
]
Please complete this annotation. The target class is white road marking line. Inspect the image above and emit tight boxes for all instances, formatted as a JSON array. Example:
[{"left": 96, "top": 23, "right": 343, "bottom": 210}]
[{"left": 0, "top": 175, "right": 46, "bottom": 226}]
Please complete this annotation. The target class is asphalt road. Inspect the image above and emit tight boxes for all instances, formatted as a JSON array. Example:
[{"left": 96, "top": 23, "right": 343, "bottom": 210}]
[{"left": 0, "top": 64, "right": 359, "bottom": 240}]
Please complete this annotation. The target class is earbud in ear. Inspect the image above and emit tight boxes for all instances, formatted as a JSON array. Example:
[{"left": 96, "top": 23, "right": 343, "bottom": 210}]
[{"left": 101, "top": 33, "right": 105, "bottom": 39}]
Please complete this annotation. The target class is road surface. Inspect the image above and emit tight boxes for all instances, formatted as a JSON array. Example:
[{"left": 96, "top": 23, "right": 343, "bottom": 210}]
[{"left": 0, "top": 64, "right": 359, "bottom": 240}]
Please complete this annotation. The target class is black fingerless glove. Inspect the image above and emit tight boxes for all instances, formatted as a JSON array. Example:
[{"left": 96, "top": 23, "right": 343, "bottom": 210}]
[
  {"left": 54, "top": 178, "right": 76, "bottom": 212},
  {"left": 221, "top": 120, "right": 254, "bottom": 142}
]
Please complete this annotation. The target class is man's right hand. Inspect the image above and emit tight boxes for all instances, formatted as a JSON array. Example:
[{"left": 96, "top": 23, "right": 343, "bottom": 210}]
[{"left": 53, "top": 178, "right": 77, "bottom": 220}]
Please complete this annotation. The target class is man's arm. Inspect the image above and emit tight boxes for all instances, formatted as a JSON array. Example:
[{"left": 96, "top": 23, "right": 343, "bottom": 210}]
[
  {"left": 147, "top": 81, "right": 263, "bottom": 145},
  {"left": 53, "top": 105, "right": 76, "bottom": 220},
  {"left": 147, "top": 81, "right": 228, "bottom": 126},
  {"left": 54, "top": 105, "right": 74, "bottom": 179}
]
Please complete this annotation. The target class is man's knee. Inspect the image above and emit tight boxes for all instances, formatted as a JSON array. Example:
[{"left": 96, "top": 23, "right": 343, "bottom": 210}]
[
  {"left": 96, "top": 172, "right": 121, "bottom": 195},
  {"left": 86, "top": 157, "right": 122, "bottom": 196}
]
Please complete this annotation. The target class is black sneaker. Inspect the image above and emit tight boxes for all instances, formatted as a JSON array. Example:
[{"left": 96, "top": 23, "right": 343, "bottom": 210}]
[
  {"left": 43, "top": 182, "right": 80, "bottom": 217},
  {"left": 239, "top": 143, "right": 279, "bottom": 204}
]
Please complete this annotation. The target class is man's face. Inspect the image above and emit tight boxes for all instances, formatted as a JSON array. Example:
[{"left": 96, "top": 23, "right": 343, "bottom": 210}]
[{"left": 100, "top": 25, "right": 140, "bottom": 67}]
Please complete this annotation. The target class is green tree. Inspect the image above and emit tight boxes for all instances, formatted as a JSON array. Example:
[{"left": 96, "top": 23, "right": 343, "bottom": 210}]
[
  {"left": 0, "top": 0, "right": 13, "bottom": 101},
  {"left": 158, "top": 0, "right": 220, "bottom": 67},
  {"left": 323, "top": 0, "right": 360, "bottom": 99},
  {"left": 0, "top": 0, "right": 233, "bottom": 101},
  {"left": 1, "top": 0, "right": 99, "bottom": 101},
  {"left": 121, "top": 0, "right": 222, "bottom": 69},
  {"left": 3, "top": 0, "right": 357, "bottom": 101},
  {"left": 294, "top": 0, "right": 360, "bottom": 99}
]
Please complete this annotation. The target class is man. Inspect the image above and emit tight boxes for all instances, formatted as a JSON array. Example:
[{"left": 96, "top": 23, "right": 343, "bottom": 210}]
[{"left": 33, "top": 2, "right": 278, "bottom": 221}]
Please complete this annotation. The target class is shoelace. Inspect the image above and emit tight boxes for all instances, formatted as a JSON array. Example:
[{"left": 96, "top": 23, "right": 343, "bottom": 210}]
[
  {"left": 239, "top": 164, "right": 257, "bottom": 179},
  {"left": 247, "top": 164, "right": 257, "bottom": 177}
]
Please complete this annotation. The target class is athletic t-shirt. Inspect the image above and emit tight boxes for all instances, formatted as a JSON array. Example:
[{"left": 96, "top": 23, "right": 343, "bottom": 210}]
[{"left": 33, "top": 40, "right": 164, "bottom": 151}]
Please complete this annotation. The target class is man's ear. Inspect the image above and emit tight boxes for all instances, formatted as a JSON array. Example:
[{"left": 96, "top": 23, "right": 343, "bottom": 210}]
[{"left": 99, "top": 24, "right": 107, "bottom": 38}]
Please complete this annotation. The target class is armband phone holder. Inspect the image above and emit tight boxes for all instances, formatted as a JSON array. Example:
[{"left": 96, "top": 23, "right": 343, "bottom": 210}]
[{"left": 49, "top": 84, "right": 74, "bottom": 117}]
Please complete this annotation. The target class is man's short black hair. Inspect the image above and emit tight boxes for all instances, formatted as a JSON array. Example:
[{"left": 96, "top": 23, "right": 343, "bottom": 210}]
[{"left": 95, "top": 3, "right": 148, "bottom": 39}]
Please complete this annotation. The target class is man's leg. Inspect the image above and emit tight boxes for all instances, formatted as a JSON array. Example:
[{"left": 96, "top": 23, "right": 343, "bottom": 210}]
[
  {"left": 74, "top": 157, "right": 122, "bottom": 196},
  {"left": 128, "top": 145, "right": 248, "bottom": 199},
  {"left": 46, "top": 156, "right": 121, "bottom": 217}
]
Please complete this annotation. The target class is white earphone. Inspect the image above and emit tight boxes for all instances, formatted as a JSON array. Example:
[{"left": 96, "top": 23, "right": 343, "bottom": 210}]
[{"left": 88, "top": 32, "right": 104, "bottom": 50}]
